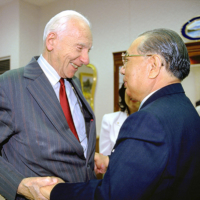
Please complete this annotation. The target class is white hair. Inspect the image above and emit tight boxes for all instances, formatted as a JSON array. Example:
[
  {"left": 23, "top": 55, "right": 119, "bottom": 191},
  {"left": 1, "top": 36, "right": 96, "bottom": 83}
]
[{"left": 43, "top": 10, "right": 91, "bottom": 42}]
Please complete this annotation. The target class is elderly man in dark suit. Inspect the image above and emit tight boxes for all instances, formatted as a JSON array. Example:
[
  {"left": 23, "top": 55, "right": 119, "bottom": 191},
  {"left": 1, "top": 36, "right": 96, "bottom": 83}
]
[
  {"left": 0, "top": 10, "right": 96, "bottom": 200},
  {"left": 41, "top": 28, "right": 200, "bottom": 200}
]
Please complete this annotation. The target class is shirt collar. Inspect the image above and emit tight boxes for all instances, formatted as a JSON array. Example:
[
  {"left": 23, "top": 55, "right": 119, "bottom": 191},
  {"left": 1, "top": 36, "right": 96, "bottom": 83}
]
[{"left": 37, "top": 54, "right": 60, "bottom": 86}]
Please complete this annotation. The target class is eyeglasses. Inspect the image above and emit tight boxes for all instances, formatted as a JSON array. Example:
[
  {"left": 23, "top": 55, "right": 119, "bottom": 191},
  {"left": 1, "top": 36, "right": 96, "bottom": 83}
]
[{"left": 121, "top": 52, "right": 152, "bottom": 66}]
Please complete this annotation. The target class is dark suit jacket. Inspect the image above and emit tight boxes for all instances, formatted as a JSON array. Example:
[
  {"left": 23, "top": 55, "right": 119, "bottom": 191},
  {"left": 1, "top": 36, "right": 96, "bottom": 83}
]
[
  {"left": 0, "top": 57, "right": 96, "bottom": 200},
  {"left": 50, "top": 83, "right": 200, "bottom": 200}
]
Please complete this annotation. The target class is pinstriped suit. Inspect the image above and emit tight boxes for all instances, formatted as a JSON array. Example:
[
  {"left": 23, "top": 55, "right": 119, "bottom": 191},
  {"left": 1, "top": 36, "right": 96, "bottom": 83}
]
[{"left": 0, "top": 57, "right": 96, "bottom": 200}]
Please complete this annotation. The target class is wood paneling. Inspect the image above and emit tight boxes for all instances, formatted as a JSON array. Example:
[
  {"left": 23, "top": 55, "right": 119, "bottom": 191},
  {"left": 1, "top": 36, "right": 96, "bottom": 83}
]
[{"left": 185, "top": 41, "right": 200, "bottom": 64}]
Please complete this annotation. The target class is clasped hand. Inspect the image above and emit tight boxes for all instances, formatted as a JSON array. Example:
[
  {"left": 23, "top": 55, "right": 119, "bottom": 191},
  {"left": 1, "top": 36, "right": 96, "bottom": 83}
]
[
  {"left": 17, "top": 176, "right": 64, "bottom": 200},
  {"left": 94, "top": 152, "right": 109, "bottom": 175},
  {"left": 17, "top": 153, "right": 109, "bottom": 200}
]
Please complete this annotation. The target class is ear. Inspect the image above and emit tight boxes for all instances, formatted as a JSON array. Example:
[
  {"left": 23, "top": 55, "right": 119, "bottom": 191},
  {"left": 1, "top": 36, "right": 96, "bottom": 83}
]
[
  {"left": 45, "top": 32, "right": 57, "bottom": 51},
  {"left": 148, "top": 55, "right": 163, "bottom": 79}
]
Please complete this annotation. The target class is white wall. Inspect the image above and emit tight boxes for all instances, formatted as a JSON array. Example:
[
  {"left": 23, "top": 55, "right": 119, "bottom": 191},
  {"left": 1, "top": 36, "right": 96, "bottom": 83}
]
[
  {"left": 19, "top": 0, "right": 40, "bottom": 67},
  {"left": 192, "top": 65, "right": 200, "bottom": 101},
  {"left": 0, "top": 0, "right": 19, "bottom": 69},
  {"left": 1, "top": 0, "right": 200, "bottom": 136},
  {"left": 0, "top": 0, "right": 40, "bottom": 68}
]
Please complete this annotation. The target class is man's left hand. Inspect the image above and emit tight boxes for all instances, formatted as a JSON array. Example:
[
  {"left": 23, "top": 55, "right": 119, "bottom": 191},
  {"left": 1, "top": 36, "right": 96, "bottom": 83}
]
[
  {"left": 40, "top": 184, "right": 58, "bottom": 199},
  {"left": 17, "top": 177, "right": 64, "bottom": 200}
]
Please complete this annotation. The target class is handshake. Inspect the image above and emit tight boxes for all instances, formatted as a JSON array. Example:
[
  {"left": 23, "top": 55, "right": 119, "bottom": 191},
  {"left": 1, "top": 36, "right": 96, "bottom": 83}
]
[{"left": 17, "top": 153, "right": 109, "bottom": 200}]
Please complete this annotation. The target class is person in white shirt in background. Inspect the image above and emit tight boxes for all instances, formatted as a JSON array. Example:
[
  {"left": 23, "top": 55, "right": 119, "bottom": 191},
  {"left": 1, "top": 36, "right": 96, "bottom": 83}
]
[
  {"left": 196, "top": 105, "right": 200, "bottom": 116},
  {"left": 99, "top": 83, "right": 140, "bottom": 155}
]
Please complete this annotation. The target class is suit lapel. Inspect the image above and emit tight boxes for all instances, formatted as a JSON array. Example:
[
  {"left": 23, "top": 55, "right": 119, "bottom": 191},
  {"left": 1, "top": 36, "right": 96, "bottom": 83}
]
[
  {"left": 70, "top": 77, "right": 94, "bottom": 117},
  {"left": 24, "top": 57, "right": 84, "bottom": 156},
  {"left": 69, "top": 78, "right": 96, "bottom": 159}
]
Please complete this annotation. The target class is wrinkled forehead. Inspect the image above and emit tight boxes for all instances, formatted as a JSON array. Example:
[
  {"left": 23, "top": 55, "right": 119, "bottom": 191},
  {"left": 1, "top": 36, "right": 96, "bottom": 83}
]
[{"left": 59, "top": 18, "right": 93, "bottom": 44}]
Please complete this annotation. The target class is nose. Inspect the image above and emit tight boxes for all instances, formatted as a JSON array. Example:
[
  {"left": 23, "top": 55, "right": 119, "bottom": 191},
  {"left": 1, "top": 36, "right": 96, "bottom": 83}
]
[
  {"left": 80, "top": 50, "right": 90, "bottom": 65},
  {"left": 120, "top": 66, "right": 125, "bottom": 75}
]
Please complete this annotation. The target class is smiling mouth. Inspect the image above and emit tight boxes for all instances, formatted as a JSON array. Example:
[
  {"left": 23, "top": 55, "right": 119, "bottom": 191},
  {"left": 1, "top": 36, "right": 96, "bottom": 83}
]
[{"left": 71, "top": 63, "right": 78, "bottom": 69}]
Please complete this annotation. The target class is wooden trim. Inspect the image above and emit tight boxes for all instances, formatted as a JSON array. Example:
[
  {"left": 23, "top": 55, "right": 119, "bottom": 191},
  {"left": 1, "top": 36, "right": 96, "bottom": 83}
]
[{"left": 185, "top": 42, "right": 200, "bottom": 64}]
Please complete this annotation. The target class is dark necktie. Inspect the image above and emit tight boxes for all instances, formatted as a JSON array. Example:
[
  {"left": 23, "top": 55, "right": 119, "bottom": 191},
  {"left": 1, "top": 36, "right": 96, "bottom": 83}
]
[{"left": 59, "top": 78, "right": 79, "bottom": 141}]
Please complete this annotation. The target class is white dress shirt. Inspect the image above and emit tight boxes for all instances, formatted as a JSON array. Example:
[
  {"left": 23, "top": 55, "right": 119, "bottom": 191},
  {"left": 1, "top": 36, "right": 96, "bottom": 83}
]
[{"left": 37, "top": 55, "right": 87, "bottom": 157}]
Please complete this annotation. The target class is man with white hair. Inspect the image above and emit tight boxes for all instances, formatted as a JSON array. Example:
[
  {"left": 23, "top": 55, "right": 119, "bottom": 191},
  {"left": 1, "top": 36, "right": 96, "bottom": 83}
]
[{"left": 0, "top": 10, "right": 96, "bottom": 200}]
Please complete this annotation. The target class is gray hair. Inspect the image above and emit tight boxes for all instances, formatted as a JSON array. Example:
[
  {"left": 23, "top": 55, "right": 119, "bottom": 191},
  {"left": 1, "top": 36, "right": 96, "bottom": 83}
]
[
  {"left": 138, "top": 28, "right": 190, "bottom": 80},
  {"left": 43, "top": 10, "right": 91, "bottom": 42}
]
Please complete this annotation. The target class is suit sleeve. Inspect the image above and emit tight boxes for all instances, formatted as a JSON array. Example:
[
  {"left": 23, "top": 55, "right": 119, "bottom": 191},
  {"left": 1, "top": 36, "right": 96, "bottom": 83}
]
[
  {"left": 50, "top": 111, "right": 169, "bottom": 200},
  {"left": 99, "top": 114, "right": 113, "bottom": 155},
  {"left": 0, "top": 86, "right": 24, "bottom": 200}
]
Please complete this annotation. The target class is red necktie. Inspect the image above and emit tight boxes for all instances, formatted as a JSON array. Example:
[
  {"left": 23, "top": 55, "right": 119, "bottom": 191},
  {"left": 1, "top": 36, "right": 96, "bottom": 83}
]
[{"left": 59, "top": 78, "right": 79, "bottom": 141}]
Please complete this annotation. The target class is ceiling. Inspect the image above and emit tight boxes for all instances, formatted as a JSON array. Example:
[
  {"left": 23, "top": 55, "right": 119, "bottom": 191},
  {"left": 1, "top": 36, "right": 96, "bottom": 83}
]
[{"left": 0, "top": 0, "right": 57, "bottom": 7}]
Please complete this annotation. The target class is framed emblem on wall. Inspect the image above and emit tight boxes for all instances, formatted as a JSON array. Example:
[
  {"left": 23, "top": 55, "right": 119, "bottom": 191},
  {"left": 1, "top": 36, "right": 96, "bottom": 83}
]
[{"left": 181, "top": 16, "right": 200, "bottom": 41}]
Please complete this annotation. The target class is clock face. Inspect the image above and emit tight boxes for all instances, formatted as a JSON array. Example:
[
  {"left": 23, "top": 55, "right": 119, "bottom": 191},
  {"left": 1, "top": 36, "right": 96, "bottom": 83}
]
[{"left": 181, "top": 16, "right": 200, "bottom": 41}]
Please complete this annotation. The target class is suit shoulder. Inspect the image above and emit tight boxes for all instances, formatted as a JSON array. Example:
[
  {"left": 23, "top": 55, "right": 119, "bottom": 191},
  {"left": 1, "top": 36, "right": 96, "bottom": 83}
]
[{"left": 0, "top": 67, "right": 24, "bottom": 82}]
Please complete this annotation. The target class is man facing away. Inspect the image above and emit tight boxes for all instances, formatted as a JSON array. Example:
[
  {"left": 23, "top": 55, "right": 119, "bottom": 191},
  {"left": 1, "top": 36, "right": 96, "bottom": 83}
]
[
  {"left": 0, "top": 10, "right": 96, "bottom": 200},
  {"left": 41, "top": 28, "right": 200, "bottom": 200}
]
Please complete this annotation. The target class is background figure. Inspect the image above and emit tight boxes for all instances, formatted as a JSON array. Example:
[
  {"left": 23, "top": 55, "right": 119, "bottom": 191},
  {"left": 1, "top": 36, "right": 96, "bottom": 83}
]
[
  {"left": 196, "top": 100, "right": 200, "bottom": 116},
  {"left": 0, "top": 10, "right": 96, "bottom": 200},
  {"left": 196, "top": 100, "right": 200, "bottom": 107},
  {"left": 40, "top": 28, "right": 200, "bottom": 200},
  {"left": 196, "top": 105, "right": 200, "bottom": 116},
  {"left": 99, "top": 83, "right": 140, "bottom": 155}
]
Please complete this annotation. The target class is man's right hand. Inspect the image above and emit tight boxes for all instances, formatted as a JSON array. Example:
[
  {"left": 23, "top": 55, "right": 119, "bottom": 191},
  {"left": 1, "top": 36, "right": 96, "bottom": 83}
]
[
  {"left": 94, "top": 152, "right": 109, "bottom": 175},
  {"left": 17, "top": 177, "right": 64, "bottom": 200}
]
